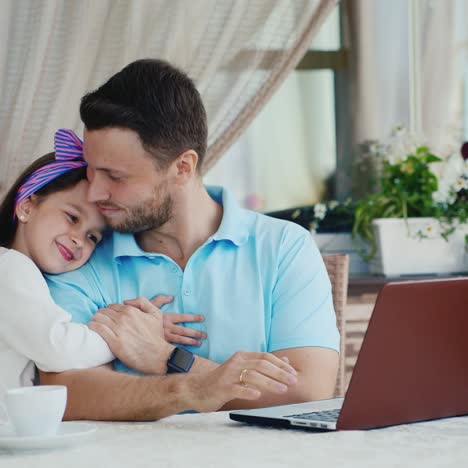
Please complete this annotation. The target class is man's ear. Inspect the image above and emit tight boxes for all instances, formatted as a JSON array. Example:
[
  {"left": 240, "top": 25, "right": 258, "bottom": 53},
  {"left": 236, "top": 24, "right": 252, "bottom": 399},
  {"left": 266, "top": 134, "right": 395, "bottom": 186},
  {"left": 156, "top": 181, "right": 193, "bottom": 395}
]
[
  {"left": 15, "top": 195, "right": 37, "bottom": 222},
  {"left": 174, "top": 150, "right": 199, "bottom": 183}
]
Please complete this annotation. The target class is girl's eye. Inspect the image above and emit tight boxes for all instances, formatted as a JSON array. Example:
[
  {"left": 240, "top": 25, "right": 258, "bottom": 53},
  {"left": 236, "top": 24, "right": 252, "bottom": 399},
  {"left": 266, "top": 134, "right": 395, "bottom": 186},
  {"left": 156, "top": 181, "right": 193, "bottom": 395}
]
[
  {"left": 87, "top": 233, "right": 100, "bottom": 245},
  {"left": 67, "top": 213, "right": 78, "bottom": 223}
]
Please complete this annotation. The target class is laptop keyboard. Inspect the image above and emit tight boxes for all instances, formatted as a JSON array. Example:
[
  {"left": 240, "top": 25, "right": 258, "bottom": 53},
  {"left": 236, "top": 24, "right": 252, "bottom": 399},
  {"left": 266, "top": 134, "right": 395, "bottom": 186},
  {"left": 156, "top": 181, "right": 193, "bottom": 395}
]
[{"left": 285, "top": 409, "right": 341, "bottom": 422}]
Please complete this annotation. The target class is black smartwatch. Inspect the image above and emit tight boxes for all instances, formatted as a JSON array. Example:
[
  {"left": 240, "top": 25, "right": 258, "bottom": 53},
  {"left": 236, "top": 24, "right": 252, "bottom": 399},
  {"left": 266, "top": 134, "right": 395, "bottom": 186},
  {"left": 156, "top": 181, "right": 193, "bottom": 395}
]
[{"left": 167, "top": 347, "right": 195, "bottom": 374}]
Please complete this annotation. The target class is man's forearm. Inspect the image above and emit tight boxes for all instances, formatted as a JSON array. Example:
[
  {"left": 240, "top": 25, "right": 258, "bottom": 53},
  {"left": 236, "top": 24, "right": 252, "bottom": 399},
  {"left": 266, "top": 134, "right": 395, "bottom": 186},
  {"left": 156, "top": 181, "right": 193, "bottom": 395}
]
[
  {"left": 40, "top": 351, "right": 301, "bottom": 420},
  {"left": 39, "top": 365, "right": 196, "bottom": 421}
]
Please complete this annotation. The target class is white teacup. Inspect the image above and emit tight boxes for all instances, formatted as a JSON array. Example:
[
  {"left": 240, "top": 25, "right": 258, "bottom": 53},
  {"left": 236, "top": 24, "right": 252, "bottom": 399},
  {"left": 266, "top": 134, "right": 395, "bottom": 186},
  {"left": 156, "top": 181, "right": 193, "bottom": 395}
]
[{"left": 3, "top": 386, "right": 67, "bottom": 437}]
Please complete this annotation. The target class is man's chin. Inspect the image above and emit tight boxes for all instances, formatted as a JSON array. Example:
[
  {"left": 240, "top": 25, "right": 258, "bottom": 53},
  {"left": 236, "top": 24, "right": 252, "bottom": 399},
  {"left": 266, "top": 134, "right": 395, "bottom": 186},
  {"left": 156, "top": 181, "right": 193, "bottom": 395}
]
[
  {"left": 106, "top": 217, "right": 142, "bottom": 233},
  {"left": 108, "top": 217, "right": 160, "bottom": 234},
  {"left": 102, "top": 213, "right": 127, "bottom": 230}
]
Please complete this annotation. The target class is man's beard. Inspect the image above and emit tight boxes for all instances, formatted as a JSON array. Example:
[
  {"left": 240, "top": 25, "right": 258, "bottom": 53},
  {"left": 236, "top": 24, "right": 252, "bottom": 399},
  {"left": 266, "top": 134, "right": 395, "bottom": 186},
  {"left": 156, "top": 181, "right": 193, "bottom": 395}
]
[{"left": 110, "top": 190, "right": 173, "bottom": 234}]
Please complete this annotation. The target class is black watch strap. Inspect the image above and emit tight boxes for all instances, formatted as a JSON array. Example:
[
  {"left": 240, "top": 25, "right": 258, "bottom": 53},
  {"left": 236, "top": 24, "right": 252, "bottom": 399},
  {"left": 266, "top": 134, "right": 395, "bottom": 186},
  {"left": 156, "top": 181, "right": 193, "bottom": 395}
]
[{"left": 167, "top": 347, "right": 195, "bottom": 374}]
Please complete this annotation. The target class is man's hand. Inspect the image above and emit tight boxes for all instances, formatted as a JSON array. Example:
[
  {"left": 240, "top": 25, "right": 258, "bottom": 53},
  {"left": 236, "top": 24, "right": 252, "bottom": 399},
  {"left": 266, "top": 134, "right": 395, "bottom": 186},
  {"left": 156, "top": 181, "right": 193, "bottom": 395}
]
[
  {"left": 88, "top": 296, "right": 174, "bottom": 375},
  {"left": 184, "top": 351, "right": 298, "bottom": 413}
]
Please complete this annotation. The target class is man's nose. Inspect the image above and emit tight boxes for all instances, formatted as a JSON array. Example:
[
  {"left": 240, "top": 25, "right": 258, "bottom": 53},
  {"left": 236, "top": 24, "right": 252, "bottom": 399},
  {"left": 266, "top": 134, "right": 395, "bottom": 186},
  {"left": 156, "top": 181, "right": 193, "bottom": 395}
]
[{"left": 87, "top": 175, "right": 110, "bottom": 203}]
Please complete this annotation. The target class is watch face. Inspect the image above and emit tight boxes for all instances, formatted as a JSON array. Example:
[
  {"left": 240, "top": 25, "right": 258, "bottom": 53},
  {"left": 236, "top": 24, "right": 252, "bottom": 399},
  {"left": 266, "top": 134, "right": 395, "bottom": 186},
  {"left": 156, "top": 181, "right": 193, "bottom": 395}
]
[{"left": 170, "top": 348, "right": 194, "bottom": 370}]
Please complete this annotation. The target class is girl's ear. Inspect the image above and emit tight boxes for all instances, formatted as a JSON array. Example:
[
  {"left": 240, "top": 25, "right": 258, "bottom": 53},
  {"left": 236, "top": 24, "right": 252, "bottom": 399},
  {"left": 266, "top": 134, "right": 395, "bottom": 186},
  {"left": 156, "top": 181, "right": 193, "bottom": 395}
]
[{"left": 15, "top": 195, "right": 38, "bottom": 223}]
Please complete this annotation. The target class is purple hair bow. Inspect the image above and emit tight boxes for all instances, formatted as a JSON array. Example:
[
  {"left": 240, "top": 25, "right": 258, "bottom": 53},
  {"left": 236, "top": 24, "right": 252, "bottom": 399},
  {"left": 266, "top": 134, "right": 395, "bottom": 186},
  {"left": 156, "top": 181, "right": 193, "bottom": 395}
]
[{"left": 14, "top": 128, "right": 87, "bottom": 217}]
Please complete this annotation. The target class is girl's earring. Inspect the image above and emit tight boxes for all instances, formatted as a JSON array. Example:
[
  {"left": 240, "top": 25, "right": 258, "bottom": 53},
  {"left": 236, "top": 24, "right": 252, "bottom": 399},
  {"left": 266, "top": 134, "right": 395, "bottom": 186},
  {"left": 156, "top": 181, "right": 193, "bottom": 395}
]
[{"left": 19, "top": 215, "right": 26, "bottom": 222}]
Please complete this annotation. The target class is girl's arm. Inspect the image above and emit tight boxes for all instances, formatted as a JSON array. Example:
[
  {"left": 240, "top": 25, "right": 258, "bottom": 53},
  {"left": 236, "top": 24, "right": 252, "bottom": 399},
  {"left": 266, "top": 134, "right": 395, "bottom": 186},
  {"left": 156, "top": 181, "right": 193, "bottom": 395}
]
[{"left": 0, "top": 249, "right": 114, "bottom": 372}]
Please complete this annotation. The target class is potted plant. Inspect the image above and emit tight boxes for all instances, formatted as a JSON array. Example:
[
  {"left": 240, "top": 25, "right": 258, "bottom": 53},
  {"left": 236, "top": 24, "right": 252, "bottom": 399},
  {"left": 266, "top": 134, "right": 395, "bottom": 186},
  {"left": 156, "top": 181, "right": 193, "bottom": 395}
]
[{"left": 352, "top": 127, "right": 468, "bottom": 276}]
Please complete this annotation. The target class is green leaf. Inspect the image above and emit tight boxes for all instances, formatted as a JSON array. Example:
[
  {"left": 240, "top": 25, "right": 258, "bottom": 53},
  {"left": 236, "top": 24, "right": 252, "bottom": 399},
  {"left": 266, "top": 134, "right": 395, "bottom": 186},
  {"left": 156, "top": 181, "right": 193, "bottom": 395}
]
[{"left": 425, "top": 154, "right": 442, "bottom": 163}]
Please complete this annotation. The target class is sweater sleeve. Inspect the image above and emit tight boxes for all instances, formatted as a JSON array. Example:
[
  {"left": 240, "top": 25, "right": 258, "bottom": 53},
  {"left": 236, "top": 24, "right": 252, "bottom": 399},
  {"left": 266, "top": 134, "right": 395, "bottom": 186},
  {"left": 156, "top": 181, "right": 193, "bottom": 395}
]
[{"left": 0, "top": 249, "right": 114, "bottom": 372}]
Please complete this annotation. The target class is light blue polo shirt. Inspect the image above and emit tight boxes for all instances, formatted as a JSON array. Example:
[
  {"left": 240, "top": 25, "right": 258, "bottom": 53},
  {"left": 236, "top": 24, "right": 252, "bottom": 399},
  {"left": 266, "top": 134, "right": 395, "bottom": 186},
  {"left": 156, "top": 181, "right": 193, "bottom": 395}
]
[{"left": 45, "top": 186, "right": 339, "bottom": 374}]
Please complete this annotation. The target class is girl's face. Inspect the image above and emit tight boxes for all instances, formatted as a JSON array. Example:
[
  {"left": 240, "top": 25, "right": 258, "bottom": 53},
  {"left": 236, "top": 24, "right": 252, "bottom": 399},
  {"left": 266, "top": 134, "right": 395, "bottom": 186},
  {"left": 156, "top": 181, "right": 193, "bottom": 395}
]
[{"left": 15, "top": 180, "right": 106, "bottom": 274}]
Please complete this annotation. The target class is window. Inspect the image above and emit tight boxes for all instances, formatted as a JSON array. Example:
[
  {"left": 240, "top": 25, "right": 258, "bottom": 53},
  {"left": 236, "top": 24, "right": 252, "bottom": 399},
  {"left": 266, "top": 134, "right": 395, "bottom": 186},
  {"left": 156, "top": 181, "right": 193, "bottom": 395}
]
[{"left": 204, "top": 6, "right": 349, "bottom": 211}]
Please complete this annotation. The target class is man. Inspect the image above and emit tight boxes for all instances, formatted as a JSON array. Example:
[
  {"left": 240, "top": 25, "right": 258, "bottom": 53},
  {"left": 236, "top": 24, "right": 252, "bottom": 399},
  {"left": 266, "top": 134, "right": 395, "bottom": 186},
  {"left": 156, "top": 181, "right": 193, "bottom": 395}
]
[{"left": 41, "top": 59, "right": 339, "bottom": 420}]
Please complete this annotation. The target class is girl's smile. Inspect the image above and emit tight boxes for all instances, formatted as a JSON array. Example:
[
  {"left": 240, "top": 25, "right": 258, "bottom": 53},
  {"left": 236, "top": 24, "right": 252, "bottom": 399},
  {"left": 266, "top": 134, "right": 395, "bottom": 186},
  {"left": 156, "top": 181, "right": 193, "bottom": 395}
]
[{"left": 56, "top": 241, "right": 76, "bottom": 262}]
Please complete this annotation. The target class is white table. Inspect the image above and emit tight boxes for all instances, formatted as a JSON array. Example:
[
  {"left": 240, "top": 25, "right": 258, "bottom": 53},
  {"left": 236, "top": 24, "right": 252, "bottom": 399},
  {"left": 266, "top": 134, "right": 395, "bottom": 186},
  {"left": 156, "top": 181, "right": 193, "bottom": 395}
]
[{"left": 1, "top": 411, "right": 468, "bottom": 468}]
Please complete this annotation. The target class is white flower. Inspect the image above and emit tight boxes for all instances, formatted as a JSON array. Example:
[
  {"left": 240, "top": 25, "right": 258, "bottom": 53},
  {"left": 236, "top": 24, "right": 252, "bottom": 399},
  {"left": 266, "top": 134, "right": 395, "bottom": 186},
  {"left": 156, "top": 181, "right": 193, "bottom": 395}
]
[
  {"left": 328, "top": 200, "right": 339, "bottom": 210},
  {"left": 433, "top": 187, "right": 456, "bottom": 205},
  {"left": 435, "top": 152, "right": 466, "bottom": 193},
  {"left": 385, "top": 152, "right": 397, "bottom": 164},
  {"left": 454, "top": 177, "right": 468, "bottom": 192},
  {"left": 291, "top": 209, "right": 301, "bottom": 220},
  {"left": 420, "top": 221, "right": 439, "bottom": 238},
  {"left": 314, "top": 203, "right": 327, "bottom": 220},
  {"left": 432, "top": 191, "right": 447, "bottom": 204},
  {"left": 390, "top": 125, "right": 407, "bottom": 138},
  {"left": 369, "top": 143, "right": 386, "bottom": 157}
]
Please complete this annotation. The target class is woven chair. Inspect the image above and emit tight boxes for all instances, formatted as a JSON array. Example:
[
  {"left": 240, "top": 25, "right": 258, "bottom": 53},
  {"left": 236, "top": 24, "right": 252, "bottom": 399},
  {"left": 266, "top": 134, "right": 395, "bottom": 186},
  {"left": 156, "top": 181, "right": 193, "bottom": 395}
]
[{"left": 322, "top": 253, "right": 349, "bottom": 397}]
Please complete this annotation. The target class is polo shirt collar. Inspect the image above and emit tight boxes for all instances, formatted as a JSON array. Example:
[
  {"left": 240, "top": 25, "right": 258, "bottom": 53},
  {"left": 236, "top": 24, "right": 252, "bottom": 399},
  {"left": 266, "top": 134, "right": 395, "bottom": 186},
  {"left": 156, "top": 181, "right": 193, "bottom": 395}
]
[
  {"left": 111, "top": 185, "right": 250, "bottom": 259},
  {"left": 207, "top": 186, "right": 250, "bottom": 246},
  {"left": 112, "top": 231, "right": 149, "bottom": 260}
]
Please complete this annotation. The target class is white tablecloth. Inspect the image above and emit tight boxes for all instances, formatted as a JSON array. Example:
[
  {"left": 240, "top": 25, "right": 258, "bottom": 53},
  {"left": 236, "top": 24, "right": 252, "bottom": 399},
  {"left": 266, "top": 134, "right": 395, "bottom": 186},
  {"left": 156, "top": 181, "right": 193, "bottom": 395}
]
[{"left": 1, "top": 411, "right": 468, "bottom": 468}]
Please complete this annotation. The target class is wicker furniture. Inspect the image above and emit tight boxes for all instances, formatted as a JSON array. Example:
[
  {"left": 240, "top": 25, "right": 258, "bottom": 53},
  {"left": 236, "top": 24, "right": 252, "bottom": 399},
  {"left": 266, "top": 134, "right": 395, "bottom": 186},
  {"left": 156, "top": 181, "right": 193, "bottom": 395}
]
[{"left": 322, "top": 253, "right": 349, "bottom": 397}]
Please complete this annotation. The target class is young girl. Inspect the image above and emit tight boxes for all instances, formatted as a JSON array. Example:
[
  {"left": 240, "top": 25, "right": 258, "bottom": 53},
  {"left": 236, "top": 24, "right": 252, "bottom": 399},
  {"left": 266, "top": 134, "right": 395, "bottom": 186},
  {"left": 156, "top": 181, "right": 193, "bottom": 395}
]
[
  {"left": 0, "top": 129, "right": 178, "bottom": 403},
  {"left": 0, "top": 129, "right": 117, "bottom": 401}
]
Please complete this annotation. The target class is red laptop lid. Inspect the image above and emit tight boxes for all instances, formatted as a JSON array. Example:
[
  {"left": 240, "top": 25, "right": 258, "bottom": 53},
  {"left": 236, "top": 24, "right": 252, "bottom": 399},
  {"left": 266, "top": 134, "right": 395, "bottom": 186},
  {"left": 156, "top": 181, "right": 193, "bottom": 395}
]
[{"left": 337, "top": 278, "right": 468, "bottom": 430}]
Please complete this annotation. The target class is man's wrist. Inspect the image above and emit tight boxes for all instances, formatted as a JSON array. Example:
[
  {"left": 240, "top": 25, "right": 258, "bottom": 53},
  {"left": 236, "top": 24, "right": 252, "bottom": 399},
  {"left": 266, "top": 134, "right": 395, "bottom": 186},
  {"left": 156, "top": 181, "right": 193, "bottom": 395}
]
[
  {"left": 152, "top": 342, "right": 175, "bottom": 375},
  {"left": 174, "top": 373, "right": 203, "bottom": 412}
]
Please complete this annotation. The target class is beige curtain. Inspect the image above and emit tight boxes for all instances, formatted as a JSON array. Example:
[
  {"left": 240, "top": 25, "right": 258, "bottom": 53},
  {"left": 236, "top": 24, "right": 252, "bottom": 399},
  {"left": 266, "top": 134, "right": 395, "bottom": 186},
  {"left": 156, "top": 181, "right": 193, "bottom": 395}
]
[
  {"left": 0, "top": 0, "right": 337, "bottom": 196},
  {"left": 348, "top": 0, "right": 465, "bottom": 156},
  {"left": 419, "top": 0, "right": 464, "bottom": 156},
  {"left": 347, "top": 0, "right": 410, "bottom": 146}
]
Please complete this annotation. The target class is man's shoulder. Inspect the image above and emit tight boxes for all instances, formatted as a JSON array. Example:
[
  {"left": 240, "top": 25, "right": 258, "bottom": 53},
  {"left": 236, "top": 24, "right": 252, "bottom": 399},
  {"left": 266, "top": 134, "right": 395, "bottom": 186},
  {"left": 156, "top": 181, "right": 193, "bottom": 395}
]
[
  {"left": 246, "top": 209, "right": 311, "bottom": 244},
  {"left": 244, "top": 210, "right": 322, "bottom": 271}
]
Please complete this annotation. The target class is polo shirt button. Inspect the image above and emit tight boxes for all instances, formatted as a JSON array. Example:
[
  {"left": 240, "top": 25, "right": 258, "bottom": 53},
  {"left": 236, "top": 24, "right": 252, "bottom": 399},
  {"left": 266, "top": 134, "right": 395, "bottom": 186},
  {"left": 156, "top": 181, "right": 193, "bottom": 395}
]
[
  {"left": 171, "top": 266, "right": 178, "bottom": 273},
  {"left": 183, "top": 288, "right": 191, "bottom": 296}
]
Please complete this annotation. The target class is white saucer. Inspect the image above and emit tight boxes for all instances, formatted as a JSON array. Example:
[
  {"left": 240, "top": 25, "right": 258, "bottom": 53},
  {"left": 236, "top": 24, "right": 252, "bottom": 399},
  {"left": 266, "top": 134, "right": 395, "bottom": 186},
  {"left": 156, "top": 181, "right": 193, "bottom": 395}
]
[{"left": 0, "top": 421, "right": 97, "bottom": 451}]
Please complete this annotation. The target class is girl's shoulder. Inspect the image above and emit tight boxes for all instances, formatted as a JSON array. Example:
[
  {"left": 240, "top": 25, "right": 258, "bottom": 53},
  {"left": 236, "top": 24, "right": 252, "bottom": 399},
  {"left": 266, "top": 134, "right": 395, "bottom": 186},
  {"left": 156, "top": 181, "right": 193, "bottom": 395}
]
[
  {"left": 0, "top": 247, "right": 50, "bottom": 301},
  {"left": 0, "top": 247, "right": 42, "bottom": 278}
]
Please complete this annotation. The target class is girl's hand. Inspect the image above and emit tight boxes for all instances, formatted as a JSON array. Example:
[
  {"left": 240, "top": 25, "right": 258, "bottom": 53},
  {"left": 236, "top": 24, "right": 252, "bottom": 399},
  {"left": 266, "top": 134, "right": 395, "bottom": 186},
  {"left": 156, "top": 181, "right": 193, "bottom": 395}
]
[
  {"left": 149, "top": 296, "right": 206, "bottom": 346},
  {"left": 161, "top": 313, "right": 206, "bottom": 347}
]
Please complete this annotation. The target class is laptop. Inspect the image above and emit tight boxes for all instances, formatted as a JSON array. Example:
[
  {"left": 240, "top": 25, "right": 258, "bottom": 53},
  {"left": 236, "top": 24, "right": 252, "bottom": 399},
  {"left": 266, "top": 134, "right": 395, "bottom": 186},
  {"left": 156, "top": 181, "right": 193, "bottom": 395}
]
[{"left": 230, "top": 277, "right": 468, "bottom": 431}]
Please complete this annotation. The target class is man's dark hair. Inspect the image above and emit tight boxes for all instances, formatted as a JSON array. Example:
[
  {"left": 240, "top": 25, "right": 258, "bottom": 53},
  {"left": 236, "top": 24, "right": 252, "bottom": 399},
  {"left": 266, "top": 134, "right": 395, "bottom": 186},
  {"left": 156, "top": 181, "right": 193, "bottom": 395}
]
[{"left": 80, "top": 59, "right": 208, "bottom": 171}]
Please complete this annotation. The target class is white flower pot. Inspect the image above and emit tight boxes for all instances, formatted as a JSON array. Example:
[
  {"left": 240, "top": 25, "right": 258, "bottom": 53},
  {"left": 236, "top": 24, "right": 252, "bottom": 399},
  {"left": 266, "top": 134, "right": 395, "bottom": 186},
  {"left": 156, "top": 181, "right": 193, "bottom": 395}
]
[{"left": 369, "top": 218, "right": 468, "bottom": 276}]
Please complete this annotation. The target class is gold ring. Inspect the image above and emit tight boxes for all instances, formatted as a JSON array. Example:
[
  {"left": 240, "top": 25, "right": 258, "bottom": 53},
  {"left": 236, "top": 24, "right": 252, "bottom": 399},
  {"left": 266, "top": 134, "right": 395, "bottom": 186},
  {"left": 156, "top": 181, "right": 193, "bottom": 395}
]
[{"left": 239, "top": 369, "right": 248, "bottom": 386}]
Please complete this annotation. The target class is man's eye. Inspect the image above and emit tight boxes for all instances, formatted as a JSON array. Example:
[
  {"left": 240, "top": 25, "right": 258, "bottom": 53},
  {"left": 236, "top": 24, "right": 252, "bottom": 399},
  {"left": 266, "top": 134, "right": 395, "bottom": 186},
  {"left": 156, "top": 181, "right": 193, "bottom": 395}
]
[
  {"left": 66, "top": 213, "right": 78, "bottom": 223},
  {"left": 87, "top": 233, "right": 100, "bottom": 245},
  {"left": 108, "top": 174, "right": 122, "bottom": 182}
]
